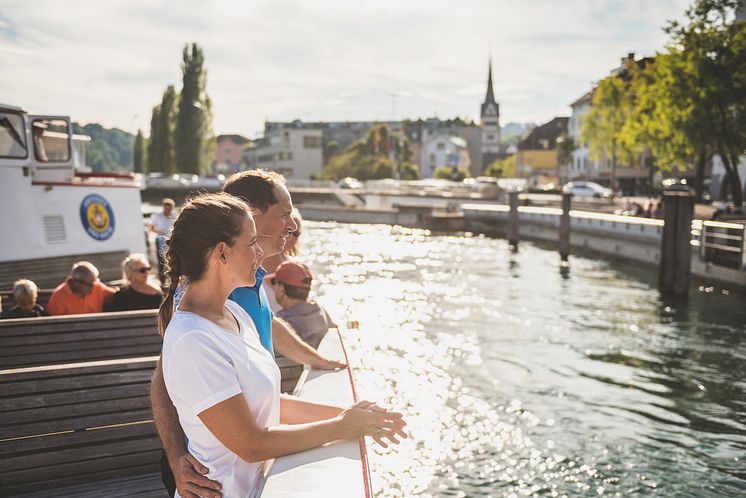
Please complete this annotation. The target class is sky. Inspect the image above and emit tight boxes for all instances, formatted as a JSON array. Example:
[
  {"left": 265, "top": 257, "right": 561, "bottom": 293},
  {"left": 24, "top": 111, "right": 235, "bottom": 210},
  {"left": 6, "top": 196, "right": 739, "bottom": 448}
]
[{"left": 0, "top": 0, "right": 691, "bottom": 137}]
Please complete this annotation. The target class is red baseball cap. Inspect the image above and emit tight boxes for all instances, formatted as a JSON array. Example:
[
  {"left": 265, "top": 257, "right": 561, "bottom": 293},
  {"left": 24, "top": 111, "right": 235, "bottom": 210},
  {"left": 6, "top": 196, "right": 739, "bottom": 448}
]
[{"left": 266, "top": 261, "right": 313, "bottom": 288}]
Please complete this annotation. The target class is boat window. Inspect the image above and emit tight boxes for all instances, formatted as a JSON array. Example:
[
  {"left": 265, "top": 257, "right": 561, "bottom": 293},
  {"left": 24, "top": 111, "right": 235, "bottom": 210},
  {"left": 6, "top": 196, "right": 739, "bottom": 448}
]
[
  {"left": 0, "top": 111, "right": 28, "bottom": 159},
  {"left": 32, "top": 118, "right": 71, "bottom": 163}
]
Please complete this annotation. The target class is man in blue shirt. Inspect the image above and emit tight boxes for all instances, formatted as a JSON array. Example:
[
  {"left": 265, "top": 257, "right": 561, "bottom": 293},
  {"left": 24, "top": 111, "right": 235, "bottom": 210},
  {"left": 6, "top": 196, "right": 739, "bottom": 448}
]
[{"left": 151, "top": 170, "right": 345, "bottom": 498}]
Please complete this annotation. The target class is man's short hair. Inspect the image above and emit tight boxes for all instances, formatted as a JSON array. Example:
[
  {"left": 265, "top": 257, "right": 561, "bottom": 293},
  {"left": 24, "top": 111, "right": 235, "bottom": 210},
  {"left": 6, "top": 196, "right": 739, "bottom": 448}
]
[
  {"left": 13, "top": 279, "right": 38, "bottom": 304},
  {"left": 71, "top": 261, "right": 99, "bottom": 279},
  {"left": 223, "top": 169, "right": 286, "bottom": 213},
  {"left": 162, "top": 198, "right": 175, "bottom": 207}
]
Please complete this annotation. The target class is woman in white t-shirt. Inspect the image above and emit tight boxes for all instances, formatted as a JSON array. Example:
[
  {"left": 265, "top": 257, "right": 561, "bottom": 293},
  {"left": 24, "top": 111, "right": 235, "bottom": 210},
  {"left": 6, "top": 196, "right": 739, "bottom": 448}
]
[{"left": 158, "top": 193, "right": 406, "bottom": 498}]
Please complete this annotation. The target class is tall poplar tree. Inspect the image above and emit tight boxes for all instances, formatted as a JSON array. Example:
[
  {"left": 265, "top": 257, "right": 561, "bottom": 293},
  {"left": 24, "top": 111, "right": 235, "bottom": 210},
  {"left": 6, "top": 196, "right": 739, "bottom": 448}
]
[
  {"left": 147, "top": 85, "right": 178, "bottom": 173},
  {"left": 175, "top": 43, "right": 211, "bottom": 174},
  {"left": 133, "top": 129, "right": 145, "bottom": 173}
]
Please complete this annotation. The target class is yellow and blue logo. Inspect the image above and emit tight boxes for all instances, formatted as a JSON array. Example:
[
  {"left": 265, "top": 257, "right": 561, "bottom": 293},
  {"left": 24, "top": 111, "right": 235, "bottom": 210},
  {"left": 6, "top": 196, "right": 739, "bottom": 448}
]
[{"left": 80, "top": 194, "right": 115, "bottom": 241}]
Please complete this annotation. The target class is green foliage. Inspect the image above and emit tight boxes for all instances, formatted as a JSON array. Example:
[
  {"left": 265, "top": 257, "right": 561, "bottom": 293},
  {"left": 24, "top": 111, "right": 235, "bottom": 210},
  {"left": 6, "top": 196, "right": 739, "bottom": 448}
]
[
  {"left": 400, "top": 161, "right": 420, "bottom": 180},
  {"left": 434, "top": 166, "right": 468, "bottom": 181},
  {"left": 133, "top": 129, "right": 145, "bottom": 173},
  {"left": 319, "top": 125, "right": 414, "bottom": 181},
  {"left": 582, "top": 0, "right": 746, "bottom": 203},
  {"left": 582, "top": 76, "right": 637, "bottom": 190},
  {"left": 72, "top": 122, "right": 134, "bottom": 172},
  {"left": 175, "top": 43, "right": 212, "bottom": 174},
  {"left": 485, "top": 155, "right": 516, "bottom": 177},
  {"left": 556, "top": 133, "right": 576, "bottom": 168},
  {"left": 147, "top": 85, "right": 178, "bottom": 173}
]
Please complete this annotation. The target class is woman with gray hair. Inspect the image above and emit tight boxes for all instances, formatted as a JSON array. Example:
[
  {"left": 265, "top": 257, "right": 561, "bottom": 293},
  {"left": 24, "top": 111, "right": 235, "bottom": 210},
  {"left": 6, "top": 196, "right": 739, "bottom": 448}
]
[
  {"left": 0, "top": 279, "right": 47, "bottom": 319},
  {"left": 107, "top": 254, "right": 163, "bottom": 311}
]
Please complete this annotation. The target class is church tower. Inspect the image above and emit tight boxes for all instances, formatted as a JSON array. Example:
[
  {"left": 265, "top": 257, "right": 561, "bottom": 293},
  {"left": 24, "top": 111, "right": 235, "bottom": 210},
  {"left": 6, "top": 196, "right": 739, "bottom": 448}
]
[{"left": 481, "top": 58, "right": 501, "bottom": 169}]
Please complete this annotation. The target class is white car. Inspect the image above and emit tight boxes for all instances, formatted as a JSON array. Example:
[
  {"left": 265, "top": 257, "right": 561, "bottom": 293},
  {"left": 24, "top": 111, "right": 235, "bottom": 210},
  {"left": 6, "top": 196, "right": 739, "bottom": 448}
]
[
  {"left": 146, "top": 173, "right": 190, "bottom": 189},
  {"left": 562, "top": 181, "right": 612, "bottom": 199}
]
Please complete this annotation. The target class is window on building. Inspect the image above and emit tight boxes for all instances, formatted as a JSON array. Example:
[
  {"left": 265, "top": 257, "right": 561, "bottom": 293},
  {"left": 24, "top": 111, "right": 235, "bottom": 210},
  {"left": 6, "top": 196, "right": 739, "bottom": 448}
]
[
  {"left": 437, "top": 142, "right": 445, "bottom": 150},
  {"left": 487, "top": 135, "right": 494, "bottom": 141},
  {"left": 303, "top": 136, "right": 321, "bottom": 148},
  {"left": 429, "top": 153, "right": 436, "bottom": 165}
]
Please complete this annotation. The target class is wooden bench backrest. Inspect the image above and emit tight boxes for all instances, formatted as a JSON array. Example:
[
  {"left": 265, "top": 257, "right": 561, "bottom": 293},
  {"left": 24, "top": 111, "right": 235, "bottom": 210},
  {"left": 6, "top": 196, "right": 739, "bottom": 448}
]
[
  {"left": 0, "top": 359, "right": 161, "bottom": 495},
  {"left": 0, "top": 310, "right": 162, "bottom": 370}
]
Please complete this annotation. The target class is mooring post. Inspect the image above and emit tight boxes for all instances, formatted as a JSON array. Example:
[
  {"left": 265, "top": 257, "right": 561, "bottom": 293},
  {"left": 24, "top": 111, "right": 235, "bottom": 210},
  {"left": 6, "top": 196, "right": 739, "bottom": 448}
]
[
  {"left": 658, "top": 192, "right": 694, "bottom": 295},
  {"left": 559, "top": 192, "right": 571, "bottom": 261},
  {"left": 507, "top": 190, "right": 519, "bottom": 247}
]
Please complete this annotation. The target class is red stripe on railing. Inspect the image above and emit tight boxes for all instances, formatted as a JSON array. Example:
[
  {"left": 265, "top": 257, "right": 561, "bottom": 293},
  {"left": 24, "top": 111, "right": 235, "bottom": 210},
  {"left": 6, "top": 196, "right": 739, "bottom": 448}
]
[{"left": 335, "top": 327, "right": 373, "bottom": 498}]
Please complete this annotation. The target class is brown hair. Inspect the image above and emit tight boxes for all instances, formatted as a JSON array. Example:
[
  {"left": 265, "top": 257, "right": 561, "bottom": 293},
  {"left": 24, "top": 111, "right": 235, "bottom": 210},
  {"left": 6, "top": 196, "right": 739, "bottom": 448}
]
[
  {"left": 157, "top": 192, "right": 250, "bottom": 335},
  {"left": 223, "top": 169, "right": 286, "bottom": 213}
]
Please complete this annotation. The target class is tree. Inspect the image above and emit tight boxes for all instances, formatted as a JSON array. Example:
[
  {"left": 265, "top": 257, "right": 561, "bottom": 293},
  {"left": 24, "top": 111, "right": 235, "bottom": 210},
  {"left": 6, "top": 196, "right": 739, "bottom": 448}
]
[
  {"left": 620, "top": 0, "right": 746, "bottom": 205},
  {"left": 175, "top": 43, "right": 211, "bottom": 174},
  {"left": 147, "top": 85, "right": 178, "bottom": 173},
  {"left": 400, "top": 161, "right": 420, "bottom": 180},
  {"left": 485, "top": 155, "right": 516, "bottom": 177},
  {"left": 319, "top": 125, "right": 410, "bottom": 180},
  {"left": 582, "top": 76, "right": 637, "bottom": 192},
  {"left": 133, "top": 129, "right": 145, "bottom": 173},
  {"left": 434, "top": 166, "right": 467, "bottom": 181},
  {"left": 662, "top": 0, "right": 746, "bottom": 205},
  {"left": 556, "top": 133, "right": 576, "bottom": 184}
]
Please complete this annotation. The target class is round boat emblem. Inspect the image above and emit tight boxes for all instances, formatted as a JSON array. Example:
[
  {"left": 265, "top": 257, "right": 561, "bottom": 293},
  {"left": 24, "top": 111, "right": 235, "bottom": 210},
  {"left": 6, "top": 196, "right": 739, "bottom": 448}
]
[{"left": 80, "top": 194, "right": 115, "bottom": 241}]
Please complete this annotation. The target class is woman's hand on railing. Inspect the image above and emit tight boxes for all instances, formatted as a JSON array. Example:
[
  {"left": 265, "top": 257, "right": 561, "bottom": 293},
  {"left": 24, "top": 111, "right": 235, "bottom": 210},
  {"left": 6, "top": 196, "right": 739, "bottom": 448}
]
[{"left": 338, "top": 400, "right": 408, "bottom": 448}]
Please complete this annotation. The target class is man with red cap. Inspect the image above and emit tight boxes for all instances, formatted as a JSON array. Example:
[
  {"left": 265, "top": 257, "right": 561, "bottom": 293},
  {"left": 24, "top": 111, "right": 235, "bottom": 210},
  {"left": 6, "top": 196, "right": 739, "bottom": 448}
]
[{"left": 267, "top": 261, "right": 335, "bottom": 349}]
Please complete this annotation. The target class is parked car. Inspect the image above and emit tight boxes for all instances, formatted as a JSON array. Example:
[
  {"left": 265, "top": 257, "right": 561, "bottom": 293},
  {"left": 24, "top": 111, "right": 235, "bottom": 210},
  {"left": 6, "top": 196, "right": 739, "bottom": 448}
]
[
  {"left": 194, "top": 174, "right": 226, "bottom": 190},
  {"left": 337, "top": 177, "right": 363, "bottom": 189},
  {"left": 146, "top": 173, "right": 190, "bottom": 189},
  {"left": 562, "top": 181, "right": 613, "bottom": 199}
]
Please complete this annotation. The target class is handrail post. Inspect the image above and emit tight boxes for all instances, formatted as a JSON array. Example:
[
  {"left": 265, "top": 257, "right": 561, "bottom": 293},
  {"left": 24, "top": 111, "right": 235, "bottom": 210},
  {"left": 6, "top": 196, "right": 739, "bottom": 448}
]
[
  {"left": 742, "top": 225, "right": 746, "bottom": 272},
  {"left": 700, "top": 223, "right": 708, "bottom": 262},
  {"left": 658, "top": 192, "right": 694, "bottom": 295},
  {"left": 507, "top": 191, "right": 519, "bottom": 248},
  {"left": 559, "top": 192, "right": 571, "bottom": 261}
]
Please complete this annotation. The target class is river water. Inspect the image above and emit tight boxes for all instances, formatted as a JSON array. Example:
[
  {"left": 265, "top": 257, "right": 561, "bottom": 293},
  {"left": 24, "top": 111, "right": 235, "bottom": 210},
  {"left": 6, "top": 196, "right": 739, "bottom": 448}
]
[{"left": 301, "top": 221, "right": 746, "bottom": 498}]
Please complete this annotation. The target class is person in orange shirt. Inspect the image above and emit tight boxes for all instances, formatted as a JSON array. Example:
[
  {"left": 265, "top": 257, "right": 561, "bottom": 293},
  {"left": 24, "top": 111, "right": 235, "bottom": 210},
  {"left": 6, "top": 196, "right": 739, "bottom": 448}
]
[{"left": 47, "top": 261, "right": 117, "bottom": 316}]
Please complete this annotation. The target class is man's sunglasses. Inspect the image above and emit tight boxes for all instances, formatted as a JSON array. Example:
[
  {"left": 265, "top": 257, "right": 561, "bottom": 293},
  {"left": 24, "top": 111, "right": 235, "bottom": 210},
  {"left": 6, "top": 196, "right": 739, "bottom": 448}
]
[{"left": 133, "top": 267, "right": 151, "bottom": 274}]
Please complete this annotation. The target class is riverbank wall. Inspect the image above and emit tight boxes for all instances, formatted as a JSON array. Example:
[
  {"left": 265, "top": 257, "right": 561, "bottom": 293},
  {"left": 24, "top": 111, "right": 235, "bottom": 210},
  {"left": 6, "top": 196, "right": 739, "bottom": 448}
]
[{"left": 297, "top": 203, "right": 746, "bottom": 290}]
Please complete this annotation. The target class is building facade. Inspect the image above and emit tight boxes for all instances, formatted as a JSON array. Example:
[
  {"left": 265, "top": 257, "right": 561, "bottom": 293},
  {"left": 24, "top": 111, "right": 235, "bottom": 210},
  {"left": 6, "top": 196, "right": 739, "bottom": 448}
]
[
  {"left": 421, "top": 133, "right": 471, "bottom": 177},
  {"left": 243, "top": 127, "right": 323, "bottom": 179},
  {"left": 214, "top": 134, "right": 250, "bottom": 174},
  {"left": 515, "top": 117, "right": 568, "bottom": 184}
]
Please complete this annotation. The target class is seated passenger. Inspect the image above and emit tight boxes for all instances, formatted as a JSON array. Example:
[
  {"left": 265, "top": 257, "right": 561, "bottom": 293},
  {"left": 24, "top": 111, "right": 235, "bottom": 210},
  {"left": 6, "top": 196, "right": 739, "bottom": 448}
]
[
  {"left": 267, "top": 261, "right": 335, "bottom": 349},
  {"left": 107, "top": 254, "right": 163, "bottom": 311},
  {"left": 47, "top": 261, "right": 116, "bottom": 316},
  {"left": 0, "top": 279, "right": 47, "bottom": 319}
]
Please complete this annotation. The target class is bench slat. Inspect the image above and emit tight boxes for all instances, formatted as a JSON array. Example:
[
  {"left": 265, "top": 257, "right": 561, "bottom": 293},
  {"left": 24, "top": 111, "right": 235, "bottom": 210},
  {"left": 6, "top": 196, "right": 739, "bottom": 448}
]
[
  {"left": 0, "top": 408, "right": 154, "bottom": 440},
  {"left": 5, "top": 472, "right": 168, "bottom": 498},
  {"left": 0, "top": 421, "right": 156, "bottom": 457}
]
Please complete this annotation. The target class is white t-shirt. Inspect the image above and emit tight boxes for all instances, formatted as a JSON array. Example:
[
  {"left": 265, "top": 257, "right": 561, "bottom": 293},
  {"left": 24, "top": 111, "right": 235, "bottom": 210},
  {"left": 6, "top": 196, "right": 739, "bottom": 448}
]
[
  {"left": 162, "top": 299, "right": 281, "bottom": 498},
  {"left": 151, "top": 211, "right": 177, "bottom": 236}
]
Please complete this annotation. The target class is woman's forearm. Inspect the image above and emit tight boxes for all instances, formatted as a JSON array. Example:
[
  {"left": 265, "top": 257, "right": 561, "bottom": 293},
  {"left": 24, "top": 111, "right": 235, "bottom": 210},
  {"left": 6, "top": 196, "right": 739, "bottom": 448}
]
[{"left": 279, "top": 394, "right": 344, "bottom": 424}]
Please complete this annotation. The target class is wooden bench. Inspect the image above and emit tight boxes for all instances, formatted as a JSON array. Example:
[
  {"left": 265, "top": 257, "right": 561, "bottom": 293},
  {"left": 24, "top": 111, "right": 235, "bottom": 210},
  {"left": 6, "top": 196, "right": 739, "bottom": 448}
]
[
  {"left": 0, "top": 311, "right": 304, "bottom": 497},
  {"left": 0, "top": 358, "right": 167, "bottom": 497},
  {"left": 0, "top": 311, "right": 304, "bottom": 391}
]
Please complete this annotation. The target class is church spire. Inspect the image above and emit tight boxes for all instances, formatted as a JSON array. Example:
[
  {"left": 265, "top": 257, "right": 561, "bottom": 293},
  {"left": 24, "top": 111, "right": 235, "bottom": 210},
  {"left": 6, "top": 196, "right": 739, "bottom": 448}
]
[{"left": 484, "top": 57, "right": 496, "bottom": 104}]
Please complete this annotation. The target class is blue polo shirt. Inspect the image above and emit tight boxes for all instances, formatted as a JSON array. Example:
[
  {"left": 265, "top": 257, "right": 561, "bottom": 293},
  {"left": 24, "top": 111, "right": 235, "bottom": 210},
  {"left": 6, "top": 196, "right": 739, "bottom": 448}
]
[{"left": 228, "top": 267, "right": 274, "bottom": 355}]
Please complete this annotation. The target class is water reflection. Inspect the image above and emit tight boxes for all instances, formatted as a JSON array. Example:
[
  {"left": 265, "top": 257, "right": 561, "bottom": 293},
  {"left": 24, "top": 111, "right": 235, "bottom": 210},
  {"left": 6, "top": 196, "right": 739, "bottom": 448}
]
[{"left": 302, "top": 222, "right": 746, "bottom": 497}]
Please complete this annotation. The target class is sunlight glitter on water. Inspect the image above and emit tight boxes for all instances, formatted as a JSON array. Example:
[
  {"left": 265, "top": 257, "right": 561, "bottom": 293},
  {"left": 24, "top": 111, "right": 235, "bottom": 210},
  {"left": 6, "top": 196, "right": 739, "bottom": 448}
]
[{"left": 301, "top": 221, "right": 746, "bottom": 497}]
